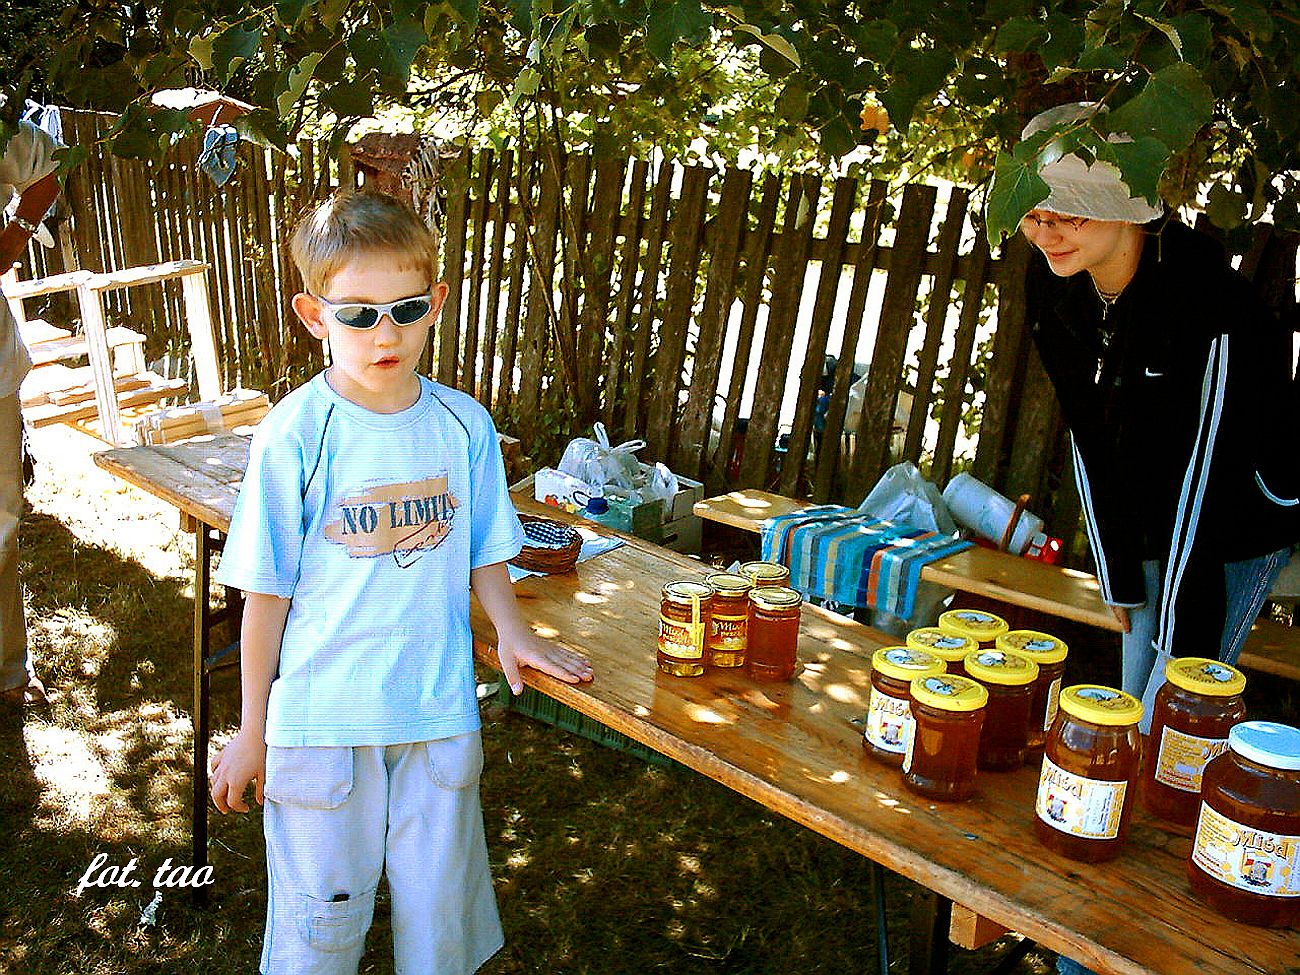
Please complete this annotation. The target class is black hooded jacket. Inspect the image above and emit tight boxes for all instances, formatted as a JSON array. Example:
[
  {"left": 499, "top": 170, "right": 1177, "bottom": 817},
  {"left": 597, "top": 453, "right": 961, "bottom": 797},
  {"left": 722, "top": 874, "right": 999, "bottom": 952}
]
[{"left": 1027, "top": 218, "right": 1299, "bottom": 654}]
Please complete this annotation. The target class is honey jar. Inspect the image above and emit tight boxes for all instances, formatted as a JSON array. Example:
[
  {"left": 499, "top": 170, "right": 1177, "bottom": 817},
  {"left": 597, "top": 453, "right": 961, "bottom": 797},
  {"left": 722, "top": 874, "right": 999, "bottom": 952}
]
[
  {"left": 1144, "top": 657, "right": 1247, "bottom": 826},
  {"left": 1189, "top": 721, "right": 1300, "bottom": 926},
  {"left": 903, "top": 673, "right": 989, "bottom": 801},
  {"left": 864, "top": 646, "right": 945, "bottom": 766},
  {"left": 745, "top": 586, "right": 802, "bottom": 682},
  {"left": 1035, "top": 685, "right": 1143, "bottom": 862},
  {"left": 996, "top": 629, "right": 1069, "bottom": 756},
  {"left": 938, "top": 608, "right": 1008, "bottom": 648},
  {"left": 906, "top": 626, "right": 978, "bottom": 674},
  {"left": 704, "top": 572, "right": 752, "bottom": 668},
  {"left": 739, "top": 560, "right": 790, "bottom": 589},
  {"left": 963, "top": 649, "right": 1038, "bottom": 771},
  {"left": 658, "top": 581, "right": 713, "bottom": 677}
]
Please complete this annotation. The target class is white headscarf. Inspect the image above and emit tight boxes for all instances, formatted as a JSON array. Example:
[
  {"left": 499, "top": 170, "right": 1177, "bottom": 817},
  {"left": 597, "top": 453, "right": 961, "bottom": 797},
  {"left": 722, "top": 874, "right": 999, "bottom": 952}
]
[{"left": 1021, "top": 102, "right": 1164, "bottom": 224}]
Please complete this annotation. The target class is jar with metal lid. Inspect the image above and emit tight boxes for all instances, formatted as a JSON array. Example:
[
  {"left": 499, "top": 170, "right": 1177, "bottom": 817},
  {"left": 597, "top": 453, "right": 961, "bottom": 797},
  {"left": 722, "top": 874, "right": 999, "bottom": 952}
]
[
  {"left": 1189, "top": 721, "right": 1300, "bottom": 926},
  {"left": 938, "top": 608, "right": 1009, "bottom": 648},
  {"left": 1035, "top": 685, "right": 1143, "bottom": 863},
  {"left": 739, "top": 560, "right": 790, "bottom": 589},
  {"left": 704, "top": 572, "right": 753, "bottom": 668},
  {"left": 746, "top": 586, "right": 802, "bottom": 682},
  {"left": 996, "top": 630, "right": 1069, "bottom": 757},
  {"left": 906, "top": 626, "right": 978, "bottom": 675},
  {"left": 658, "top": 581, "right": 713, "bottom": 677},
  {"left": 963, "top": 649, "right": 1039, "bottom": 771},
  {"left": 864, "top": 647, "right": 946, "bottom": 765},
  {"left": 1144, "top": 657, "right": 1247, "bottom": 826},
  {"left": 903, "top": 674, "right": 989, "bottom": 801}
]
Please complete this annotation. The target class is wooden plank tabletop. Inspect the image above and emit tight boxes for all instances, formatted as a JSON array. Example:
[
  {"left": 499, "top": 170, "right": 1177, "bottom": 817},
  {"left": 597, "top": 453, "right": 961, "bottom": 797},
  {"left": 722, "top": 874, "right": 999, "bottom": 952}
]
[
  {"left": 91, "top": 443, "right": 1297, "bottom": 974},
  {"left": 694, "top": 489, "right": 1123, "bottom": 632}
]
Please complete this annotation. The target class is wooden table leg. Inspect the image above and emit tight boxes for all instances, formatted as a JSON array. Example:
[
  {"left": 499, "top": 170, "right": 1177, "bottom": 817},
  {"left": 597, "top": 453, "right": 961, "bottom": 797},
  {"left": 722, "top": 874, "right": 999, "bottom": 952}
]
[
  {"left": 909, "top": 888, "right": 951, "bottom": 975},
  {"left": 191, "top": 525, "right": 212, "bottom": 906}
]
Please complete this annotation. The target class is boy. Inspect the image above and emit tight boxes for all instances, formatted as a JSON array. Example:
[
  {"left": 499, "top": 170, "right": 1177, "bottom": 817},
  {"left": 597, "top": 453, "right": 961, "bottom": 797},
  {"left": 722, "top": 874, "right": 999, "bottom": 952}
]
[{"left": 209, "top": 189, "right": 593, "bottom": 975}]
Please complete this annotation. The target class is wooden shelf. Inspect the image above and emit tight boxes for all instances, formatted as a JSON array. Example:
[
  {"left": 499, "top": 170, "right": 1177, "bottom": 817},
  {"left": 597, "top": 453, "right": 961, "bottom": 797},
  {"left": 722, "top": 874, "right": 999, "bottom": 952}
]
[{"left": 25, "top": 374, "right": 188, "bottom": 428}]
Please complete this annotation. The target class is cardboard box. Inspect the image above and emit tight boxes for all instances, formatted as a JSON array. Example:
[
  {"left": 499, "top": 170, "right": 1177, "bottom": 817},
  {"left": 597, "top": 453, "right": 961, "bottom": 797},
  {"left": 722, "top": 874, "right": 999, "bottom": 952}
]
[{"left": 659, "top": 512, "right": 702, "bottom": 554}]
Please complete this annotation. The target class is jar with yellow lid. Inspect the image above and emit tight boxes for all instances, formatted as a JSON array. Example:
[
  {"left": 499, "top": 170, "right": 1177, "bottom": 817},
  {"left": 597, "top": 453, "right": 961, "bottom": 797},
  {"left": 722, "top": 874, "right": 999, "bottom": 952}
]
[
  {"left": 996, "top": 630, "right": 1069, "bottom": 757},
  {"left": 906, "top": 627, "right": 979, "bottom": 674},
  {"left": 938, "top": 609, "right": 1009, "bottom": 648},
  {"left": 658, "top": 581, "right": 713, "bottom": 677},
  {"left": 704, "top": 572, "right": 752, "bottom": 668},
  {"left": 963, "top": 649, "right": 1039, "bottom": 771},
  {"left": 903, "top": 674, "right": 989, "bottom": 801},
  {"left": 864, "top": 647, "right": 945, "bottom": 765},
  {"left": 1189, "top": 721, "right": 1300, "bottom": 927},
  {"left": 739, "top": 560, "right": 790, "bottom": 589},
  {"left": 1035, "top": 685, "right": 1143, "bottom": 862},
  {"left": 1144, "top": 657, "right": 1247, "bottom": 826},
  {"left": 746, "top": 586, "right": 802, "bottom": 682}
]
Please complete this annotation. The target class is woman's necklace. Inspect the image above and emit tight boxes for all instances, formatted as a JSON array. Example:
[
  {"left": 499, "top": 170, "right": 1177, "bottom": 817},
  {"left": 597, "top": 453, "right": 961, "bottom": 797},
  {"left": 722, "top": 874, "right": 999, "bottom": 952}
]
[{"left": 1093, "top": 278, "right": 1123, "bottom": 319}]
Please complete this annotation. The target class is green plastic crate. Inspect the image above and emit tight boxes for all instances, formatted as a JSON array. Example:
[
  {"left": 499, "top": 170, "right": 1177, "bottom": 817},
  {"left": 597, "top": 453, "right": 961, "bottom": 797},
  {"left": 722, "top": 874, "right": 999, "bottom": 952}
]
[{"left": 494, "top": 679, "right": 677, "bottom": 769}]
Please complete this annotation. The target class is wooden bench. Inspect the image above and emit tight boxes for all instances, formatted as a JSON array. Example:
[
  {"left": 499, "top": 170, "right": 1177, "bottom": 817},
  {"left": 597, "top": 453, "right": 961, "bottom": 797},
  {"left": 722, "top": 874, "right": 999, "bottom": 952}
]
[{"left": 694, "top": 489, "right": 1300, "bottom": 681}]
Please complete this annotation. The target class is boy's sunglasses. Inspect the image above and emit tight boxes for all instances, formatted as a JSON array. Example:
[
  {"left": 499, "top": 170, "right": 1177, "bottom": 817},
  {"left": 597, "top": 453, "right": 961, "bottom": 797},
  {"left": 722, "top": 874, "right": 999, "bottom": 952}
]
[{"left": 312, "top": 293, "right": 434, "bottom": 330}]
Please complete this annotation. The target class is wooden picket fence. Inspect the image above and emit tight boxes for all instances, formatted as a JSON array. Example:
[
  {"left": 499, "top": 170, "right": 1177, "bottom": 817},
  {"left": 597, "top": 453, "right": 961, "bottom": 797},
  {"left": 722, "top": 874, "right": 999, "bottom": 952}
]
[{"left": 23, "top": 109, "right": 1096, "bottom": 550}]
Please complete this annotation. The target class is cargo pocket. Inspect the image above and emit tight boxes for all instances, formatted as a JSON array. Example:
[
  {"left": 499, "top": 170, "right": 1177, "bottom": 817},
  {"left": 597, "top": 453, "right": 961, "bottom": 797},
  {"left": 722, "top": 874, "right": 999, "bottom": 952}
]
[
  {"left": 424, "top": 733, "right": 484, "bottom": 790},
  {"left": 264, "top": 746, "right": 354, "bottom": 809},
  {"left": 296, "top": 885, "right": 376, "bottom": 953}
]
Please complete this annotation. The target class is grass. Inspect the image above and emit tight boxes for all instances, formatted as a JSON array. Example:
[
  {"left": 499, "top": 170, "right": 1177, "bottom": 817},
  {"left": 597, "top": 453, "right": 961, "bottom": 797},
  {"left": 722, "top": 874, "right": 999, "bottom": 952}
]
[{"left": 10, "top": 422, "right": 1231, "bottom": 974}]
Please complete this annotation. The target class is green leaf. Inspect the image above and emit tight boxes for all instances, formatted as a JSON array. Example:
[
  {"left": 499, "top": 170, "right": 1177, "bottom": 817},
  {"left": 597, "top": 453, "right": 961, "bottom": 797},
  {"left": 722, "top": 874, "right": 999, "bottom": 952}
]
[
  {"left": 53, "top": 143, "right": 90, "bottom": 177},
  {"left": 317, "top": 0, "right": 350, "bottom": 30},
  {"left": 1040, "top": 13, "right": 1083, "bottom": 72},
  {"left": 275, "top": 0, "right": 313, "bottom": 28},
  {"left": 1076, "top": 44, "right": 1126, "bottom": 71},
  {"left": 985, "top": 148, "right": 1050, "bottom": 246},
  {"left": 994, "top": 17, "right": 1045, "bottom": 54},
  {"left": 1168, "top": 13, "right": 1213, "bottom": 66},
  {"left": 383, "top": 19, "right": 428, "bottom": 79},
  {"left": 853, "top": 20, "right": 897, "bottom": 64},
  {"left": 235, "top": 109, "right": 291, "bottom": 152},
  {"left": 1205, "top": 182, "right": 1246, "bottom": 229},
  {"left": 321, "top": 79, "right": 375, "bottom": 118},
  {"left": 277, "top": 52, "right": 323, "bottom": 117},
  {"left": 732, "top": 24, "right": 801, "bottom": 68},
  {"left": 212, "top": 24, "right": 262, "bottom": 81},
  {"left": 818, "top": 115, "right": 855, "bottom": 159},
  {"left": 879, "top": 48, "right": 954, "bottom": 130},
  {"left": 189, "top": 32, "right": 216, "bottom": 71},
  {"left": 1134, "top": 12, "right": 1182, "bottom": 58},
  {"left": 446, "top": 0, "right": 479, "bottom": 28},
  {"left": 774, "top": 81, "right": 808, "bottom": 123},
  {"left": 646, "top": 0, "right": 711, "bottom": 63},
  {"left": 1107, "top": 62, "right": 1214, "bottom": 152},
  {"left": 349, "top": 29, "right": 387, "bottom": 74},
  {"left": 1106, "top": 136, "right": 1170, "bottom": 204},
  {"left": 474, "top": 89, "right": 503, "bottom": 116},
  {"left": 509, "top": 66, "right": 541, "bottom": 108}
]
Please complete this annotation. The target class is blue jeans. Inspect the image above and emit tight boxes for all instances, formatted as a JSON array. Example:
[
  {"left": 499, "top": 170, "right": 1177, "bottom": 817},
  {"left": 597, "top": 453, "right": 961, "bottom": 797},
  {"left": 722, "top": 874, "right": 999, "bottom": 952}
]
[
  {"left": 1058, "top": 547, "right": 1291, "bottom": 975},
  {"left": 1122, "top": 548, "right": 1291, "bottom": 733}
]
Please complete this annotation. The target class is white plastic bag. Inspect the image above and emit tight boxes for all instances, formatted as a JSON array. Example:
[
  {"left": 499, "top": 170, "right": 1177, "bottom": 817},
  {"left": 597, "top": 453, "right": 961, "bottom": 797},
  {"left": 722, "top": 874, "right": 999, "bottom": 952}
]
[
  {"left": 640, "top": 462, "right": 679, "bottom": 521},
  {"left": 858, "top": 461, "right": 958, "bottom": 536},
  {"left": 558, "top": 422, "right": 645, "bottom": 491}
]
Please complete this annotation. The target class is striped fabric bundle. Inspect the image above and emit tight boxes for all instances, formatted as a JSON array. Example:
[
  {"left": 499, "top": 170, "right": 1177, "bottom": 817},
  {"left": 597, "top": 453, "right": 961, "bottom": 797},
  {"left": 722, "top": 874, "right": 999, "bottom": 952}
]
[{"left": 759, "top": 506, "right": 972, "bottom": 619}]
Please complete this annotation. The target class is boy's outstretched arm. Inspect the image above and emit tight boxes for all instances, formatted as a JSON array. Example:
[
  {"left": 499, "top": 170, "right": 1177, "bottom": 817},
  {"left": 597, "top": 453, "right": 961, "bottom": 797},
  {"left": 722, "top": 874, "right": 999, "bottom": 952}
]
[
  {"left": 209, "top": 592, "right": 289, "bottom": 814},
  {"left": 471, "top": 561, "right": 594, "bottom": 694}
]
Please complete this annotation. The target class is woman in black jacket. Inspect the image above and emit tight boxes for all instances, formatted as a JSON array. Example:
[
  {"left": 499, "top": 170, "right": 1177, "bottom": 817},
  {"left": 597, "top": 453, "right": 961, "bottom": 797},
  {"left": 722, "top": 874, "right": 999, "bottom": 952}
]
[{"left": 1017, "top": 103, "right": 1298, "bottom": 727}]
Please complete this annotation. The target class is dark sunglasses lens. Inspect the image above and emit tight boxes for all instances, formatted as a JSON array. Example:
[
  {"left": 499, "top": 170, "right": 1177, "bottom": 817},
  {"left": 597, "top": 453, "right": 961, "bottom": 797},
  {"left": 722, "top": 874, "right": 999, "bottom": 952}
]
[
  {"left": 335, "top": 305, "right": 379, "bottom": 329},
  {"left": 391, "top": 298, "right": 432, "bottom": 324}
]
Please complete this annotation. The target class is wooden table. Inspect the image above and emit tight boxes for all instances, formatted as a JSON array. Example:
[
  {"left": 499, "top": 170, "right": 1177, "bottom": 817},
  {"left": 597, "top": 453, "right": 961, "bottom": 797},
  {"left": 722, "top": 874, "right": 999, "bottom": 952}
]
[{"left": 94, "top": 439, "right": 1298, "bottom": 974}]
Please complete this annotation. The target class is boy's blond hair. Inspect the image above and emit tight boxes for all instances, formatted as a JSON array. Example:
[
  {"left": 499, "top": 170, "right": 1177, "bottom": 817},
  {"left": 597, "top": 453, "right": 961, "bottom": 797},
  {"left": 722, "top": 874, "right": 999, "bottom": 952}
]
[{"left": 289, "top": 189, "right": 440, "bottom": 295}]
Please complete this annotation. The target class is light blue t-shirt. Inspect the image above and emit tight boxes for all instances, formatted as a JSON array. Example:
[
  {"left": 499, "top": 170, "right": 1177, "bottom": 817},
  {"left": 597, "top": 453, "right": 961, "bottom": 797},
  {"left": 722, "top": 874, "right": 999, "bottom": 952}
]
[{"left": 215, "top": 374, "right": 524, "bottom": 747}]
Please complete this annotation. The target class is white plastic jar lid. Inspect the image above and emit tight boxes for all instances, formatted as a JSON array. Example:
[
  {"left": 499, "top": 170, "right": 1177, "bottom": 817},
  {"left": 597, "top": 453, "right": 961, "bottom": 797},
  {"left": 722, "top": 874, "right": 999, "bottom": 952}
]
[{"left": 1228, "top": 721, "right": 1300, "bottom": 771}]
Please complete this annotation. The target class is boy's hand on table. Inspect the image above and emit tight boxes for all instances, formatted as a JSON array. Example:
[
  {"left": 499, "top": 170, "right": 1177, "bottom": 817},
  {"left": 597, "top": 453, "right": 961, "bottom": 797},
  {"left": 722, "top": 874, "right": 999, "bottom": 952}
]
[
  {"left": 209, "top": 729, "right": 267, "bottom": 814},
  {"left": 496, "top": 631, "right": 594, "bottom": 694}
]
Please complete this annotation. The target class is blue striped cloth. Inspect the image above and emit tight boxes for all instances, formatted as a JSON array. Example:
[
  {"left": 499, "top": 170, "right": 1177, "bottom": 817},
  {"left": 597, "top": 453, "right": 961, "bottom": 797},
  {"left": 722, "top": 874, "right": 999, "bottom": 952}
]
[{"left": 759, "top": 506, "right": 972, "bottom": 618}]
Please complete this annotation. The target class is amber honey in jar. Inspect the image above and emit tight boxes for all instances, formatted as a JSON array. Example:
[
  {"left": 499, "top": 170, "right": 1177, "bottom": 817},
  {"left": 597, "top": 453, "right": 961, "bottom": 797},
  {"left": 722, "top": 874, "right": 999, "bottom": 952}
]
[
  {"left": 1035, "top": 685, "right": 1143, "bottom": 863},
  {"left": 864, "top": 647, "right": 945, "bottom": 766},
  {"left": 963, "top": 649, "right": 1038, "bottom": 771},
  {"left": 996, "top": 630, "right": 1069, "bottom": 757},
  {"left": 704, "top": 572, "right": 752, "bottom": 668},
  {"left": 906, "top": 626, "right": 978, "bottom": 674},
  {"left": 658, "top": 581, "right": 713, "bottom": 677},
  {"left": 1144, "top": 657, "right": 1247, "bottom": 826},
  {"left": 745, "top": 586, "right": 802, "bottom": 682},
  {"left": 1189, "top": 721, "right": 1300, "bottom": 926},
  {"left": 903, "top": 673, "right": 989, "bottom": 801},
  {"left": 739, "top": 560, "right": 790, "bottom": 589},
  {"left": 938, "top": 608, "right": 1009, "bottom": 649}
]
